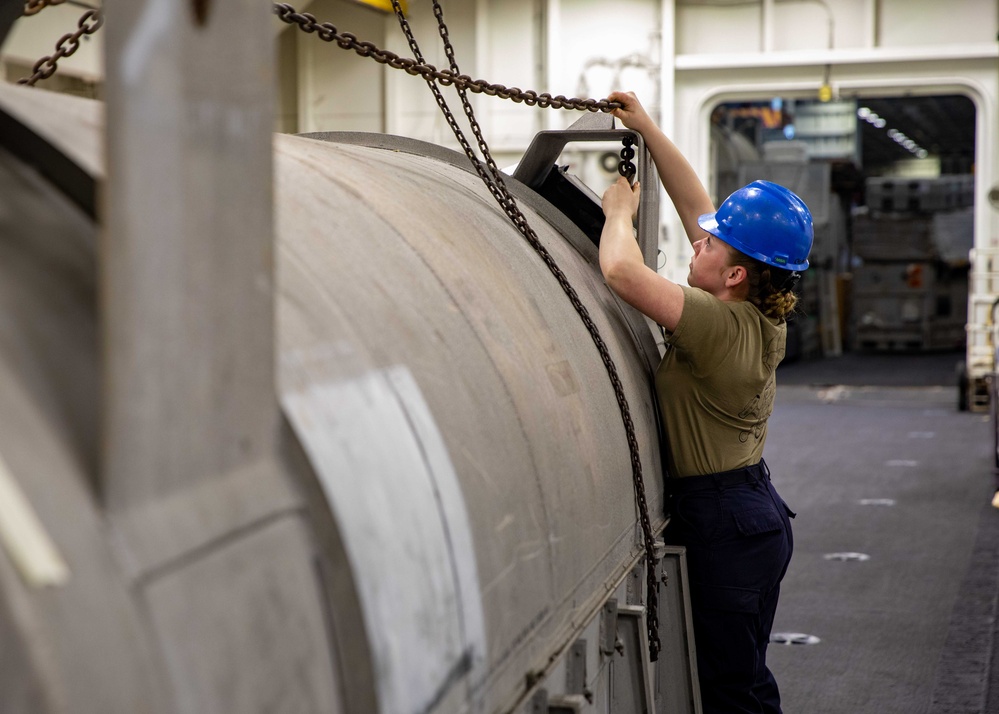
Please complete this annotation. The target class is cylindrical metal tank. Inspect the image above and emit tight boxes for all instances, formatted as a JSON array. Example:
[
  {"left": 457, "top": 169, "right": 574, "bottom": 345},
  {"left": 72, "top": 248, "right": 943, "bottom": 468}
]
[
  {"left": 0, "top": 81, "right": 677, "bottom": 714},
  {"left": 275, "top": 131, "right": 665, "bottom": 713}
]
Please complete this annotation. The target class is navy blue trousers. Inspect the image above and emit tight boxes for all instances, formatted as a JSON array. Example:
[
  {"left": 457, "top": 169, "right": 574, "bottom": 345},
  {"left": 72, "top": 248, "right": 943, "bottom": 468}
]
[{"left": 662, "top": 460, "right": 794, "bottom": 714}]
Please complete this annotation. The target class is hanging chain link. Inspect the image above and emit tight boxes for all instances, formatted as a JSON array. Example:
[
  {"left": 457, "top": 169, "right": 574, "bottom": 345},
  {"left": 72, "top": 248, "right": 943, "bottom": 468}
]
[
  {"left": 16, "top": 7, "right": 103, "bottom": 86},
  {"left": 618, "top": 136, "right": 637, "bottom": 181},
  {"left": 273, "top": 3, "right": 621, "bottom": 113},
  {"left": 23, "top": 0, "right": 66, "bottom": 16},
  {"left": 386, "top": 0, "right": 661, "bottom": 660}
]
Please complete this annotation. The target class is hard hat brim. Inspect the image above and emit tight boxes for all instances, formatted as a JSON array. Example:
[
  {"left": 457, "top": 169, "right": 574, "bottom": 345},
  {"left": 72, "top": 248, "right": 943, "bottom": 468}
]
[
  {"left": 697, "top": 211, "right": 809, "bottom": 272},
  {"left": 697, "top": 212, "right": 720, "bottom": 236}
]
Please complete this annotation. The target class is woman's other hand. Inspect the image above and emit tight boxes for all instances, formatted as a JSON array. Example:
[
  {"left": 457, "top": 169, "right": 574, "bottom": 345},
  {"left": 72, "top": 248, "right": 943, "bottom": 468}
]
[{"left": 601, "top": 176, "right": 641, "bottom": 221}]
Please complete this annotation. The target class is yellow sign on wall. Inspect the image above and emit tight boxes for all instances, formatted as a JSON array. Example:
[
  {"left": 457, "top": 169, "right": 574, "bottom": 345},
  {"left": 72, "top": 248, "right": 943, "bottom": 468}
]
[{"left": 350, "top": 0, "right": 408, "bottom": 12}]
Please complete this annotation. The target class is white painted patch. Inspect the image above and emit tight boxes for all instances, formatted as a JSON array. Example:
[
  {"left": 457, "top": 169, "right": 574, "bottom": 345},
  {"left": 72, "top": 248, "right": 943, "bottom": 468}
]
[
  {"left": 817, "top": 385, "right": 850, "bottom": 402},
  {"left": 771, "top": 632, "right": 821, "bottom": 645},
  {"left": 823, "top": 552, "right": 871, "bottom": 562},
  {"left": 0, "top": 453, "right": 69, "bottom": 588},
  {"left": 907, "top": 431, "right": 935, "bottom": 439},
  {"left": 886, "top": 459, "right": 919, "bottom": 467},
  {"left": 859, "top": 498, "right": 897, "bottom": 506},
  {"left": 282, "top": 366, "right": 485, "bottom": 714}
]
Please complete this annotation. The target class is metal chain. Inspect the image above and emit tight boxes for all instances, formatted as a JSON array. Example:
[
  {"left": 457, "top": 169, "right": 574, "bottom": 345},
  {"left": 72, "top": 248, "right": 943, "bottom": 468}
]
[
  {"left": 15, "top": 2, "right": 621, "bottom": 108},
  {"left": 273, "top": 3, "right": 621, "bottom": 113},
  {"left": 16, "top": 7, "right": 103, "bottom": 86},
  {"left": 23, "top": 0, "right": 66, "bottom": 16},
  {"left": 619, "top": 136, "right": 637, "bottom": 181},
  {"left": 389, "top": 0, "right": 661, "bottom": 660}
]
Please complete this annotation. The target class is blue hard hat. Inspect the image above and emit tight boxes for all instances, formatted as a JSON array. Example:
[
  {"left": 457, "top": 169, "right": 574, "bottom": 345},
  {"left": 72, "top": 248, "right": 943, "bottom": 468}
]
[{"left": 697, "top": 180, "right": 813, "bottom": 271}]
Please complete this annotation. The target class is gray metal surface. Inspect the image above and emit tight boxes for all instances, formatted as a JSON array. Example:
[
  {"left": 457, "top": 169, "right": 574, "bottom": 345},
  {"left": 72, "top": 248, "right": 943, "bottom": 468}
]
[
  {"left": 100, "top": 2, "right": 342, "bottom": 712},
  {"left": 0, "top": 39, "right": 678, "bottom": 712},
  {"left": 0, "top": 128, "right": 158, "bottom": 714},
  {"left": 0, "top": 79, "right": 673, "bottom": 714},
  {"left": 655, "top": 547, "right": 701, "bottom": 714},
  {"left": 0, "top": 80, "right": 102, "bottom": 215},
  {"left": 275, "top": 131, "right": 666, "bottom": 713}
]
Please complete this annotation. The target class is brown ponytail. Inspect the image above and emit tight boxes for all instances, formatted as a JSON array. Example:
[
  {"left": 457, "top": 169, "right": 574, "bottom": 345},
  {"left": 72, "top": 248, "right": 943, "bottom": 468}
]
[{"left": 728, "top": 251, "right": 800, "bottom": 321}]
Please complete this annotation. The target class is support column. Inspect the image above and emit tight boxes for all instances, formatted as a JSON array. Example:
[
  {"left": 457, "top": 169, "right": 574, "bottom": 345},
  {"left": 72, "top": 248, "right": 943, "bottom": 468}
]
[
  {"left": 102, "top": 1, "right": 343, "bottom": 710},
  {"left": 761, "top": 0, "right": 775, "bottom": 53},
  {"left": 102, "top": 0, "right": 290, "bottom": 570}
]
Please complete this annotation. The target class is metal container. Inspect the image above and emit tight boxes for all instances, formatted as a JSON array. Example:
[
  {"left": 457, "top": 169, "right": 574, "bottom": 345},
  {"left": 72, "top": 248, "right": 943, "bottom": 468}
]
[
  {"left": 0, "top": 81, "right": 687, "bottom": 714},
  {"left": 274, "top": 131, "right": 666, "bottom": 713}
]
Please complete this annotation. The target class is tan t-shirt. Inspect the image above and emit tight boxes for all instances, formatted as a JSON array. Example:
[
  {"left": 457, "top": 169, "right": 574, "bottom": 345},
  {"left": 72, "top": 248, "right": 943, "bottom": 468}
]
[{"left": 656, "top": 286, "right": 787, "bottom": 478}]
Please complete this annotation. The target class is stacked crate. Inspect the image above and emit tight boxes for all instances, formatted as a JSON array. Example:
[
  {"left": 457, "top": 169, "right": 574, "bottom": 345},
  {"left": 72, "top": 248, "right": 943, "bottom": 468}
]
[
  {"left": 866, "top": 176, "right": 974, "bottom": 214},
  {"left": 966, "top": 247, "right": 999, "bottom": 410},
  {"left": 852, "top": 176, "right": 973, "bottom": 351}
]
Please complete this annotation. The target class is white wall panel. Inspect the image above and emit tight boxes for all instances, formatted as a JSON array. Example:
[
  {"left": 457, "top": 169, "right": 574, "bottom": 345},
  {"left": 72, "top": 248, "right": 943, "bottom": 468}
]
[
  {"left": 770, "top": 2, "right": 834, "bottom": 51},
  {"left": 383, "top": 0, "right": 481, "bottom": 147},
  {"left": 879, "top": 0, "right": 995, "bottom": 47},
  {"left": 677, "top": 0, "right": 994, "bottom": 59},
  {"left": 556, "top": 0, "right": 660, "bottom": 128},
  {"left": 297, "top": 0, "right": 387, "bottom": 133},
  {"left": 676, "top": 2, "right": 760, "bottom": 55},
  {"left": 478, "top": 0, "right": 540, "bottom": 150}
]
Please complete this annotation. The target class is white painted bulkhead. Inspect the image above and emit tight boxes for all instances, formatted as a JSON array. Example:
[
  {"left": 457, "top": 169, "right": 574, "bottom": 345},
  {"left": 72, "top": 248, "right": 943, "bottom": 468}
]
[
  {"left": 263, "top": 2, "right": 997, "bottom": 242},
  {"left": 263, "top": 0, "right": 998, "bottom": 373}
]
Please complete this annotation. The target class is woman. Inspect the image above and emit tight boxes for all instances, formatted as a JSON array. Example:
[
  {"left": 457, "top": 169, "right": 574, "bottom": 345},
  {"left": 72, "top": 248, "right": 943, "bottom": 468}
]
[{"left": 599, "top": 91, "right": 812, "bottom": 714}]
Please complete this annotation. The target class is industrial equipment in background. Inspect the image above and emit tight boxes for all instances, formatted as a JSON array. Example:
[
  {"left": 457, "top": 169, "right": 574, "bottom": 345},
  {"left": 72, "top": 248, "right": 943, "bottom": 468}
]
[
  {"left": 713, "top": 99, "right": 845, "bottom": 363},
  {"left": 711, "top": 94, "right": 981, "bottom": 380},
  {"left": 853, "top": 176, "right": 974, "bottom": 352}
]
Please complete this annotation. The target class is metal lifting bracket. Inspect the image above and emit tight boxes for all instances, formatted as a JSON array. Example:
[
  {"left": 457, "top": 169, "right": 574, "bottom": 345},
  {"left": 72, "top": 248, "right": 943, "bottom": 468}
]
[{"left": 512, "top": 111, "right": 660, "bottom": 271}]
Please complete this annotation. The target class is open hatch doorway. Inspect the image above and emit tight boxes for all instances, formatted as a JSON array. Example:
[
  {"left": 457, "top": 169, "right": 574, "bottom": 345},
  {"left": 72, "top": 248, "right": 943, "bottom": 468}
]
[{"left": 709, "top": 93, "right": 976, "bottom": 361}]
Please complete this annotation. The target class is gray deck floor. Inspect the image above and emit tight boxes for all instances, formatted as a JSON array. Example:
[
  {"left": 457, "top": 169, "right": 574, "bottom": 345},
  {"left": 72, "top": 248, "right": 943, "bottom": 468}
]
[{"left": 764, "top": 350, "right": 997, "bottom": 713}]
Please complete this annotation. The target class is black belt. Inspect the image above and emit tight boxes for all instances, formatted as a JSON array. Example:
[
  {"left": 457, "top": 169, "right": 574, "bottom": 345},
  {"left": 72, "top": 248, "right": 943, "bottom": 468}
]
[{"left": 665, "top": 460, "right": 769, "bottom": 495}]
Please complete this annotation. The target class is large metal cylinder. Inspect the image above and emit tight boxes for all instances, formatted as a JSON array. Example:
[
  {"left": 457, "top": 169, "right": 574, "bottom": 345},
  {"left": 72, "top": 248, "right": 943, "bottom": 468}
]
[
  {"left": 0, "top": 81, "right": 678, "bottom": 714},
  {"left": 275, "top": 131, "right": 666, "bottom": 713}
]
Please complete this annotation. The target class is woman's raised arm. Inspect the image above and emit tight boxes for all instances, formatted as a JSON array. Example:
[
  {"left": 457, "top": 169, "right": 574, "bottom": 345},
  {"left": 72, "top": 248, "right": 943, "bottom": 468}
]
[{"left": 607, "top": 91, "right": 715, "bottom": 247}]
